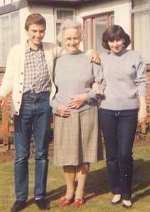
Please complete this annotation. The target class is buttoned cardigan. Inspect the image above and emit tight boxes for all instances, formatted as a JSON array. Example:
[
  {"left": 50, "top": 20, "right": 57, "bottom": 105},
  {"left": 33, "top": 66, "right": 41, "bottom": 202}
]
[{"left": 0, "top": 42, "right": 59, "bottom": 115}]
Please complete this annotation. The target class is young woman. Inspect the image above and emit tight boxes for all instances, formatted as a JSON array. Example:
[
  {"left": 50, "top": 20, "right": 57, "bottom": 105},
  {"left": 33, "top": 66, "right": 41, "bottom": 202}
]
[
  {"left": 51, "top": 20, "right": 102, "bottom": 207},
  {"left": 99, "top": 25, "right": 147, "bottom": 208}
]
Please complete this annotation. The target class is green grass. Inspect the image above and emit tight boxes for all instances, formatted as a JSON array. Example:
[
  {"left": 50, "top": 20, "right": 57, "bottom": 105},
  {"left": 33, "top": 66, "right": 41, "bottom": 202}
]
[{"left": 0, "top": 143, "right": 150, "bottom": 212}]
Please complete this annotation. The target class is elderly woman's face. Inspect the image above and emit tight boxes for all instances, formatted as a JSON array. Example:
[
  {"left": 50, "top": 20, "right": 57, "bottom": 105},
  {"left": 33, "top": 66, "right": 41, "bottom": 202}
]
[{"left": 63, "top": 28, "right": 81, "bottom": 54}]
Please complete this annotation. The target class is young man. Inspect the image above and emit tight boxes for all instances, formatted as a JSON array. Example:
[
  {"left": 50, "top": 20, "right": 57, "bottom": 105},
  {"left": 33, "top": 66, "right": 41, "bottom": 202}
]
[{"left": 0, "top": 13, "right": 59, "bottom": 211}]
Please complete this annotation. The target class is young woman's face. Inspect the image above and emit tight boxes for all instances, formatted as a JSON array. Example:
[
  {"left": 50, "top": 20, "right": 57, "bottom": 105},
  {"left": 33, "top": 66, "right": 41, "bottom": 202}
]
[
  {"left": 63, "top": 28, "right": 81, "bottom": 54},
  {"left": 108, "top": 39, "right": 125, "bottom": 54}
]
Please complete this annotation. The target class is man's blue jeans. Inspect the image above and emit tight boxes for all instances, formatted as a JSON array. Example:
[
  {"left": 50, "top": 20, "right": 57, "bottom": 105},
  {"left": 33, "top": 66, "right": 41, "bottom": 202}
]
[
  {"left": 99, "top": 108, "right": 138, "bottom": 199},
  {"left": 14, "top": 91, "right": 51, "bottom": 201}
]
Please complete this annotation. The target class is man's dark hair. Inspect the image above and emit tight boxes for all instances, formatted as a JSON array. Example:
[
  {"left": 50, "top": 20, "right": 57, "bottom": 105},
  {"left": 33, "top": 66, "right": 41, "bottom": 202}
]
[{"left": 25, "top": 13, "right": 46, "bottom": 31}]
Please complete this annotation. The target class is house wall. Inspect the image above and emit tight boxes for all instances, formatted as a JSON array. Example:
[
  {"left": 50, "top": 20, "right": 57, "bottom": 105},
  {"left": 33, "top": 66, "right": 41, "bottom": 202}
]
[
  {"left": 18, "top": 0, "right": 132, "bottom": 45},
  {"left": 77, "top": 0, "right": 131, "bottom": 36}
]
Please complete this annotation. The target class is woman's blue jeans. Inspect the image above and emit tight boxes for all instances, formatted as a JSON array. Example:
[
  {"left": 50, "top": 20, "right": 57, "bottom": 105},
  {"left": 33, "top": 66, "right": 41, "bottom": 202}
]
[
  {"left": 14, "top": 91, "right": 51, "bottom": 201},
  {"left": 99, "top": 108, "right": 138, "bottom": 199}
]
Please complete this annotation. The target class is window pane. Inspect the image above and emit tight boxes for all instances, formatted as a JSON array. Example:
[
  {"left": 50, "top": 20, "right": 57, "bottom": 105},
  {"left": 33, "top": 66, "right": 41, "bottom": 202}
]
[
  {"left": 0, "top": 11, "right": 20, "bottom": 67},
  {"left": 0, "top": 0, "right": 4, "bottom": 6},
  {"left": 133, "top": 0, "right": 150, "bottom": 7},
  {"left": 0, "top": 16, "right": 10, "bottom": 66},
  {"left": 134, "top": 11, "right": 150, "bottom": 63},
  {"left": 84, "top": 13, "right": 113, "bottom": 52},
  {"left": 94, "top": 16, "right": 113, "bottom": 52},
  {"left": 57, "top": 9, "right": 74, "bottom": 20},
  {"left": 4, "top": 0, "right": 11, "bottom": 5},
  {"left": 10, "top": 11, "right": 20, "bottom": 45}
]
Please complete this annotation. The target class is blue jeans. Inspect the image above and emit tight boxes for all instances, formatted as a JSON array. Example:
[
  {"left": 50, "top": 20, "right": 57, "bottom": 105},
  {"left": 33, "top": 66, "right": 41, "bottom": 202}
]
[
  {"left": 14, "top": 91, "right": 51, "bottom": 201},
  {"left": 99, "top": 109, "right": 138, "bottom": 199}
]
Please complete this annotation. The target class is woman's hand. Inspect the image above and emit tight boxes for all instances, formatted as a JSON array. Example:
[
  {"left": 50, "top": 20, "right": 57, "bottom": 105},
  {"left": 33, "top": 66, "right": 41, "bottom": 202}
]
[
  {"left": 56, "top": 104, "right": 71, "bottom": 118},
  {"left": 68, "top": 93, "right": 88, "bottom": 109},
  {"left": 90, "top": 51, "right": 101, "bottom": 64},
  {"left": 138, "top": 96, "right": 147, "bottom": 124},
  {"left": 86, "top": 49, "right": 101, "bottom": 64},
  {"left": 138, "top": 106, "right": 147, "bottom": 124}
]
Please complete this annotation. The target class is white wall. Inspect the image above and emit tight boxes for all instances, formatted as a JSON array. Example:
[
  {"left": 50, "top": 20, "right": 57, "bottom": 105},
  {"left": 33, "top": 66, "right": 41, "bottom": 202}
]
[
  {"left": 18, "top": 0, "right": 132, "bottom": 45},
  {"left": 19, "top": 5, "right": 55, "bottom": 43},
  {"left": 77, "top": 0, "right": 131, "bottom": 36}
]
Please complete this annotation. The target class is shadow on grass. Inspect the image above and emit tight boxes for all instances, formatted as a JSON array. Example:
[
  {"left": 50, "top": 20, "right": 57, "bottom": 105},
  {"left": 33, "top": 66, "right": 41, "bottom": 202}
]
[
  {"left": 133, "top": 159, "right": 150, "bottom": 203},
  {"left": 24, "top": 159, "right": 150, "bottom": 208},
  {"left": 46, "top": 166, "right": 109, "bottom": 203},
  {"left": 25, "top": 166, "right": 109, "bottom": 208}
]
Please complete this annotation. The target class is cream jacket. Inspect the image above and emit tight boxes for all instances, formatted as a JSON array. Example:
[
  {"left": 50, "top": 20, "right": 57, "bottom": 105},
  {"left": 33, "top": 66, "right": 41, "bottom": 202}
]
[{"left": 0, "top": 42, "right": 59, "bottom": 115}]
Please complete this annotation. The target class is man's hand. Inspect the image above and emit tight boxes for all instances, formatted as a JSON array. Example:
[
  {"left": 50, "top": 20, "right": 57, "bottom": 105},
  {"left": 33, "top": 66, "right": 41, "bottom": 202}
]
[
  {"left": 56, "top": 104, "right": 71, "bottom": 118},
  {"left": 68, "top": 94, "right": 88, "bottom": 109},
  {"left": 0, "top": 96, "right": 7, "bottom": 108}
]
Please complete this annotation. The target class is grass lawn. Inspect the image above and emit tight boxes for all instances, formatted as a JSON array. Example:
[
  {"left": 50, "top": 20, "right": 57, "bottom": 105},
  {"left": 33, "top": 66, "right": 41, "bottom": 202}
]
[{"left": 0, "top": 143, "right": 150, "bottom": 212}]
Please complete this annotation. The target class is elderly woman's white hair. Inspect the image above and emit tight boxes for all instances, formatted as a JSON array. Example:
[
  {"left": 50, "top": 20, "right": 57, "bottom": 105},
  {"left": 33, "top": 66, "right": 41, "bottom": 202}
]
[{"left": 57, "top": 19, "right": 83, "bottom": 45}]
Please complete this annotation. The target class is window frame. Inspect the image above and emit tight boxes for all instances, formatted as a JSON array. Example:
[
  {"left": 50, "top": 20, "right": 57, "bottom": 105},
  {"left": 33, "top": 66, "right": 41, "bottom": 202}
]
[
  {"left": 132, "top": 0, "right": 150, "bottom": 65},
  {"left": 54, "top": 7, "right": 76, "bottom": 44},
  {"left": 0, "top": 10, "right": 20, "bottom": 69},
  {"left": 83, "top": 11, "right": 114, "bottom": 51}
]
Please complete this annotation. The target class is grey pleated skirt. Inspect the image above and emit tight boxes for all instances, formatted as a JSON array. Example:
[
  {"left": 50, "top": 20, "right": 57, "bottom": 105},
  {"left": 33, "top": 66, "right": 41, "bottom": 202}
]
[{"left": 53, "top": 106, "right": 101, "bottom": 166}]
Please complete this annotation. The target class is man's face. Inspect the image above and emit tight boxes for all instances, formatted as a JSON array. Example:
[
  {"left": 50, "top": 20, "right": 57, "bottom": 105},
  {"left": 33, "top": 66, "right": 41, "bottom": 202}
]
[{"left": 27, "top": 24, "right": 46, "bottom": 47}]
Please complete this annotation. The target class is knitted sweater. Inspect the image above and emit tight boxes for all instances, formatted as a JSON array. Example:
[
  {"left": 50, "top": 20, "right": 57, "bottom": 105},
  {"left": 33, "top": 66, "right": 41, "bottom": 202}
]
[{"left": 100, "top": 50, "right": 146, "bottom": 110}]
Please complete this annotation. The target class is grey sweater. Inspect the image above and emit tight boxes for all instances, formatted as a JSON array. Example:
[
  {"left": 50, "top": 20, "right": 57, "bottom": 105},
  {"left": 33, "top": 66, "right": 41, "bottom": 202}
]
[
  {"left": 52, "top": 52, "right": 102, "bottom": 113},
  {"left": 100, "top": 50, "right": 146, "bottom": 110}
]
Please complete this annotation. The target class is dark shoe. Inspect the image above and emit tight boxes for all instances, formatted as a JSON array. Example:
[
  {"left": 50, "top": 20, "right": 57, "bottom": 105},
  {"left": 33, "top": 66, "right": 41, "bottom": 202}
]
[
  {"left": 35, "top": 198, "right": 49, "bottom": 210},
  {"left": 11, "top": 200, "right": 26, "bottom": 212}
]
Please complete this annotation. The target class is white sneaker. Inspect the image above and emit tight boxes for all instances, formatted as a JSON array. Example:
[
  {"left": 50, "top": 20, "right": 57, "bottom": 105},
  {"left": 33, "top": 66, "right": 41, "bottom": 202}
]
[
  {"left": 111, "top": 194, "right": 121, "bottom": 204},
  {"left": 122, "top": 199, "right": 132, "bottom": 208}
]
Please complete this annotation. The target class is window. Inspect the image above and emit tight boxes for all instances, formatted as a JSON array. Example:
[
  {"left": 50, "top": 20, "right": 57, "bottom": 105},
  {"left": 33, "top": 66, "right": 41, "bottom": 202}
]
[
  {"left": 55, "top": 8, "right": 75, "bottom": 44},
  {"left": 0, "top": 0, "right": 18, "bottom": 6},
  {"left": 83, "top": 12, "right": 114, "bottom": 52},
  {"left": 0, "top": 11, "right": 20, "bottom": 67},
  {"left": 132, "top": 0, "right": 150, "bottom": 64},
  {"left": 0, "top": 0, "right": 4, "bottom": 6}
]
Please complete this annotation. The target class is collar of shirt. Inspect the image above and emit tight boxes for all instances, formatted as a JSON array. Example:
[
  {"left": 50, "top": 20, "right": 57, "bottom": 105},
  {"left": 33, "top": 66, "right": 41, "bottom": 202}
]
[{"left": 25, "top": 41, "right": 43, "bottom": 53}]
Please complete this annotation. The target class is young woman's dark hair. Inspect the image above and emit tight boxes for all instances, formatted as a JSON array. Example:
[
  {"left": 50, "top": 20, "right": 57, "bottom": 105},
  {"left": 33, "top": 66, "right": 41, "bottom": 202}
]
[
  {"left": 102, "top": 25, "right": 130, "bottom": 50},
  {"left": 25, "top": 13, "right": 46, "bottom": 31}
]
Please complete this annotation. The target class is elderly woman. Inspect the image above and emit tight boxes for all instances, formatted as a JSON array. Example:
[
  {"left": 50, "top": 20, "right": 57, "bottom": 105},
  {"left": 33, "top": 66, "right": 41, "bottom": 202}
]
[
  {"left": 51, "top": 20, "right": 102, "bottom": 207},
  {"left": 98, "top": 25, "right": 147, "bottom": 208}
]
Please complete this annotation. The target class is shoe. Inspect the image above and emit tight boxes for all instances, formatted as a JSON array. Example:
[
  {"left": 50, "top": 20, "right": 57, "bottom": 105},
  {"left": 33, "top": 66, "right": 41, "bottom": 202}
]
[
  {"left": 111, "top": 194, "right": 121, "bottom": 204},
  {"left": 122, "top": 199, "right": 132, "bottom": 208},
  {"left": 11, "top": 200, "right": 26, "bottom": 212},
  {"left": 35, "top": 198, "right": 49, "bottom": 210},
  {"left": 73, "top": 198, "right": 85, "bottom": 208},
  {"left": 58, "top": 196, "right": 74, "bottom": 207}
]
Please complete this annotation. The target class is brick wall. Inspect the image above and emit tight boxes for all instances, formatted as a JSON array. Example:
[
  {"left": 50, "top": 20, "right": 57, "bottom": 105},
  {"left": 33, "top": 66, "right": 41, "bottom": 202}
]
[{"left": 146, "top": 65, "right": 150, "bottom": 124}]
